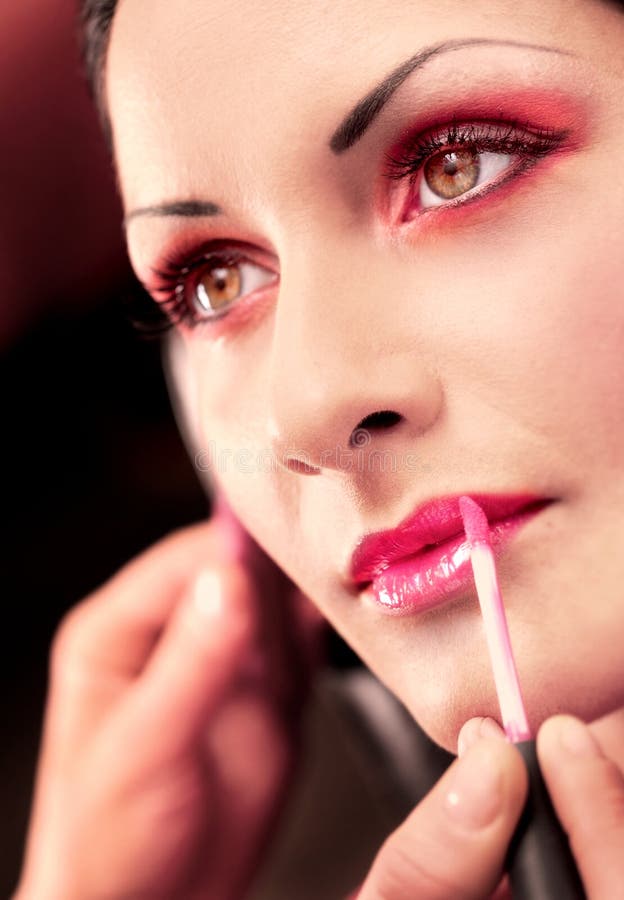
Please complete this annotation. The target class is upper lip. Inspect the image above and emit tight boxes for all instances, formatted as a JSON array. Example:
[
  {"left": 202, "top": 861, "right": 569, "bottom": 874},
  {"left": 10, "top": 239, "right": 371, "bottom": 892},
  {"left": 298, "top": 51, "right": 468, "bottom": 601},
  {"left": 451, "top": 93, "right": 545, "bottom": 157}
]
[{"left": 349, "top": 492, "right": 548, "bottom": 586}]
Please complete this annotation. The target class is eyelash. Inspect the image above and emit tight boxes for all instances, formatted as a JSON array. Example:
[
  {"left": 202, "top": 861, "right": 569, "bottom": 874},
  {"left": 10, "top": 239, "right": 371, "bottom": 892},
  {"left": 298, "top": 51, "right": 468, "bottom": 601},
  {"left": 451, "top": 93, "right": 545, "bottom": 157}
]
[
  {"left": 384, "top": 117, "right": 568, "bottom": 213},
  {"left": 135, "top": 117, "right": 569, "bottom": 333},
  {"left": 132, "top": 246, "right": 256, "bottom": 335}
]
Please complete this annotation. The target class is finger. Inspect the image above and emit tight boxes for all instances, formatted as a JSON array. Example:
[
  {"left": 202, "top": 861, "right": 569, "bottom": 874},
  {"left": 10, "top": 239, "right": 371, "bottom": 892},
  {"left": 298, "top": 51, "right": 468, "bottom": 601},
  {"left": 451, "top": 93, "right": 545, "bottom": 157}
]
[
  {"left": 120, "top": 563, "right": 255, "bottom": 759},
  {"left": 457, "top": 717, "right": 505, "bottom": 757},
  {"left": 537, "top": 715, "right": 624, "bottom": 898},
  {"left": 358, "top": 738, "right": 527, "bottom": 900},
  {"left": 44, "top": 522, "right": 235, "bottom": 761},
  {"left": 51, "top": 516, "right": 239, "bottom": 686}
]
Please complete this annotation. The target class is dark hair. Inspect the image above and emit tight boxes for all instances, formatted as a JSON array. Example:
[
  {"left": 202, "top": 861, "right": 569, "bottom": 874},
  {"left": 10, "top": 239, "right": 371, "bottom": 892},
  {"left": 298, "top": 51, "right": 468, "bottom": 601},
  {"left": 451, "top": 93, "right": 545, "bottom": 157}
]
[{"left": 80, "top": 0, "right": 117, "bottom": 127}]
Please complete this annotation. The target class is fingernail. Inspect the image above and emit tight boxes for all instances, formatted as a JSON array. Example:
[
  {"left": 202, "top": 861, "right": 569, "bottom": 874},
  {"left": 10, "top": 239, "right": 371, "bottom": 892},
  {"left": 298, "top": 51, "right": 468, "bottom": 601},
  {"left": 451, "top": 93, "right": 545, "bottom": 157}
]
[
  {"left": 480, "top": 716, "right": 505, "bottom": 740},
  {"left": 445, "top": 741, "right": 504, "bottom": 828},
  {"left": 193, "top": 569, "right": 225, "bottom": 619},
  {"left": 457, "top": 719, "right": 481, "bottom": 758},
  {"left": 555, "top": 716, "right": 601, "bottom": 758},
  {"left": 457, "top": 717, "right": 504, "bottom": 757}
]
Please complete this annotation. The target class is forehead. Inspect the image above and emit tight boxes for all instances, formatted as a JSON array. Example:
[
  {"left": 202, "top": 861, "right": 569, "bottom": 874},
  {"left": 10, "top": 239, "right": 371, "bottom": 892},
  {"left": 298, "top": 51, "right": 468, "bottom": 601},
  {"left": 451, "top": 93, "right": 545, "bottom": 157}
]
[{"left": 105, "top": 0, "right": 598, "bottom": 212}]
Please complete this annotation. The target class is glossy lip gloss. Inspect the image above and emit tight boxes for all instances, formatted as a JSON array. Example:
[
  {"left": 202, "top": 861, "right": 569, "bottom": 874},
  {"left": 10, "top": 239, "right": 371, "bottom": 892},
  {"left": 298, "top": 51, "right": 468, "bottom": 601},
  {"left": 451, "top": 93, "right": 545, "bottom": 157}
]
[
  {"left": 459, "top": 495, "right": 585, "bottom": 900},
  {"left": 351, "top": 493, "right": 550, "bottom": 615},
  {"left": 361, "top": 514, "right": 521, "bottom": 614}
]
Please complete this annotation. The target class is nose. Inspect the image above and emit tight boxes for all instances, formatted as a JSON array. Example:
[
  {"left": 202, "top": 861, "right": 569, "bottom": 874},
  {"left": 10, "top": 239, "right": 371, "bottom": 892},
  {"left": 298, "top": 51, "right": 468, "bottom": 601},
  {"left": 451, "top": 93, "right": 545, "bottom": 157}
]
[{"left": 266, "top": 246, "right": 444, "bottom": 473}]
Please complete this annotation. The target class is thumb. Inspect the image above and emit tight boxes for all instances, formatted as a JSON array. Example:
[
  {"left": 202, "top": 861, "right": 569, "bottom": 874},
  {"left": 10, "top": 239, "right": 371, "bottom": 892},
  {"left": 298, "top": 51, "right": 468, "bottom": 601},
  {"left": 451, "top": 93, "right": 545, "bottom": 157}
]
[{"left": 357, "top": 738, "right": 527, "bottom": 900}]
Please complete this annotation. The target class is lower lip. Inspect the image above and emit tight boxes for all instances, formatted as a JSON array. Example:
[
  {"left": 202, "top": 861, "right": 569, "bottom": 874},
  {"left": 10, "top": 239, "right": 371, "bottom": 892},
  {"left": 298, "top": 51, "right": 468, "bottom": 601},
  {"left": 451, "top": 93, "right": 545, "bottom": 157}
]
[{"left": 361, "top": 506, "right": 544, "bottom": 615}]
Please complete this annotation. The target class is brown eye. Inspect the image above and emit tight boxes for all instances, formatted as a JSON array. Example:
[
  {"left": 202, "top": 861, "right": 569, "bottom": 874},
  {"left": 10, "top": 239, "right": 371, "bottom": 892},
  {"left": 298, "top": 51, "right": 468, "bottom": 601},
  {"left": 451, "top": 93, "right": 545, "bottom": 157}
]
[
  {"left": 424, "top": 149, "right": 480, "bottom": 200},
  {"left": 196, "top": 264, "right": 242, "bottom": 312},
  {"left": 189, "top": 259, "right": 277, "bottom": 320},
  {"left": 420, "top": 148, "right": 511, "bottom": 208}
]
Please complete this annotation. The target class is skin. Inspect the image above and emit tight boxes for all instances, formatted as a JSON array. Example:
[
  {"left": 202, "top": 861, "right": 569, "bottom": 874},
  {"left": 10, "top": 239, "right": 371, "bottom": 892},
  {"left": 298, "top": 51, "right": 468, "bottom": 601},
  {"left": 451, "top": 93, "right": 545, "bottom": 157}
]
[
  {"left": 110, "top": 0, "right": 624, "bottom": 752},
  {"left": 13, "top": 0, "right": 624, "bottom": 897}
]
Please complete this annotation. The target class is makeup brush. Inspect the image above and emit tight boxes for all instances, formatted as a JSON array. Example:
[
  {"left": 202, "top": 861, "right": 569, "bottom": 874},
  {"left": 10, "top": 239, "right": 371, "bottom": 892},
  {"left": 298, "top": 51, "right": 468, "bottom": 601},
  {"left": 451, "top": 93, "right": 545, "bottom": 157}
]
[{"left": 459, "top": 495, "right": 585, "bottom": 900}]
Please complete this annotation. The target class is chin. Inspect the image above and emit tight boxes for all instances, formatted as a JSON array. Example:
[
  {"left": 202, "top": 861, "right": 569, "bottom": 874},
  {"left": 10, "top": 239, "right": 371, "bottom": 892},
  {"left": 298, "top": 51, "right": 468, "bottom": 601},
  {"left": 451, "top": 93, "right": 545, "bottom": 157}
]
[
  {"left": 403, "top": 685, "right": 502, "bottom": 755},
  {"left": 398, "top": 663, "right": 624, "bottom": 755}
]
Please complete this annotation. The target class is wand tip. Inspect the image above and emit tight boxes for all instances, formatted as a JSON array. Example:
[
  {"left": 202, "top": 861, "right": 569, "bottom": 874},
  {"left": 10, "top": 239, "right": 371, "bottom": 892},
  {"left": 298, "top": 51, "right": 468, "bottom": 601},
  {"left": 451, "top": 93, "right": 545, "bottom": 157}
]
[{"left": 459, "top": 496, "right": 490, "bottom": 545}]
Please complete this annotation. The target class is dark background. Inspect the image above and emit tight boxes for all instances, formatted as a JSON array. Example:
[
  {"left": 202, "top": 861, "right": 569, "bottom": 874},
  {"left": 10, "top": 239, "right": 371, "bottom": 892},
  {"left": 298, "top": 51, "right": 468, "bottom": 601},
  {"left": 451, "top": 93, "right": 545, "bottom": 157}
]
[{"left": 1, "top": 2, "right": 213, "bottom": 894}]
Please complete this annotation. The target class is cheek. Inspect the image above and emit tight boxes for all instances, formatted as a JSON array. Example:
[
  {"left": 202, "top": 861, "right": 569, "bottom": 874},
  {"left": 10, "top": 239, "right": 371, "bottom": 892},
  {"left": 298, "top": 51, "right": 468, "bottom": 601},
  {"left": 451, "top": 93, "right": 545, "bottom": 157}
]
[
  {"left": 189, "top": 319, "right": 273, "bottom": 466},
  {"left": 188, "top": 341, "right": 297, "bottom": 564},
  {"left": 506, "top": 212, "right": 624, "bottom": 475},
  {"left": 428, "top": 177, "right": 624, "bottom": 480}
]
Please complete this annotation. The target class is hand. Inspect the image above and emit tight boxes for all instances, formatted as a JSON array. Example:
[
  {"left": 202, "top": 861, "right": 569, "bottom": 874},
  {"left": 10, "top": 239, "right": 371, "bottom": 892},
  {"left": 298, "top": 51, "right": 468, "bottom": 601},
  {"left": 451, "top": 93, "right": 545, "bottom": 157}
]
[
  {"left": 351, "top": 713, "right": 624, "bottom": 899},
  {"left": 537, "top": 714, "right": 624, "bottom": 899},
  {"left": 15, "top": 506, "right": 324, "bottom": 900},
  {"left": 351, "top": 732, "right": 527, "bottom": 900}
]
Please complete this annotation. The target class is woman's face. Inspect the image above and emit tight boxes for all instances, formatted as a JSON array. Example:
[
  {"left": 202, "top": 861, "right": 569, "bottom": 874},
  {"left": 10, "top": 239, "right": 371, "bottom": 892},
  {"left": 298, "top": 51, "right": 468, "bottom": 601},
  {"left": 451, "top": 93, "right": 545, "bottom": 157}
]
[{"left": 107, "top": 0, "right": 624, "bottom": 751}]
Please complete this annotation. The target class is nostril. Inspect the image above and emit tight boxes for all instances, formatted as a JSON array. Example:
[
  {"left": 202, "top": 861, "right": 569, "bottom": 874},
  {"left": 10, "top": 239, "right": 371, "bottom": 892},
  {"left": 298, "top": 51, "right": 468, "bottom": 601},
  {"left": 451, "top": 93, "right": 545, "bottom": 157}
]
[
  {"left": 356, "top": 410, "right": 402, "bottom": 430},
  {"left": 349, "top": 410, "right": 402, "bottom": 446}
]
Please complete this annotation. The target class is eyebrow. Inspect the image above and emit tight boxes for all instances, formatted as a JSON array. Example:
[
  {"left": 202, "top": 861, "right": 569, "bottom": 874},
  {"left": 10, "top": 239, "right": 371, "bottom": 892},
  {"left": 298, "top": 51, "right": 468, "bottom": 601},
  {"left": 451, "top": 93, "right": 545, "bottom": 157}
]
[
  {"left": 329, "top": 37, "right": 572, "bottom": 154},
  {"left": 124, "top": 38, "right": 572, "bottom": 224},
  {"left": 124, "top": 199, "right": 222, "bottom": 227}
]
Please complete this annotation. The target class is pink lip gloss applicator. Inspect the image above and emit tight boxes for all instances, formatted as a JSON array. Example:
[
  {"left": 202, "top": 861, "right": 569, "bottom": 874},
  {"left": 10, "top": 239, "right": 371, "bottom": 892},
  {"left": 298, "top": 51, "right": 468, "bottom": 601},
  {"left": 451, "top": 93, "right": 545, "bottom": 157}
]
[{"left": 459, "top": 496, "right": 585, "bottom": 900}]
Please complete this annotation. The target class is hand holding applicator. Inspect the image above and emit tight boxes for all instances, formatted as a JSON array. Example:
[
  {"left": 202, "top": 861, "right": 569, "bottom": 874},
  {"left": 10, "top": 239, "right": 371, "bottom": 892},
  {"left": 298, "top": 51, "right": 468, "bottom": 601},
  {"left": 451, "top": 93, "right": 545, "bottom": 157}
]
[{"left": 459, "top": 496, "right": 585, "bottom": 900}]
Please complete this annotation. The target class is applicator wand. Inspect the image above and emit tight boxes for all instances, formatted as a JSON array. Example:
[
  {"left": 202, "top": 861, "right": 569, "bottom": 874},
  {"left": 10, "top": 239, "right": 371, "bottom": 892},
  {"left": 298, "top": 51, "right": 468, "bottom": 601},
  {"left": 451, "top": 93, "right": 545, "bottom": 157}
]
[{"left": 458, "top": 496, "right": 585, "bottom": 900}]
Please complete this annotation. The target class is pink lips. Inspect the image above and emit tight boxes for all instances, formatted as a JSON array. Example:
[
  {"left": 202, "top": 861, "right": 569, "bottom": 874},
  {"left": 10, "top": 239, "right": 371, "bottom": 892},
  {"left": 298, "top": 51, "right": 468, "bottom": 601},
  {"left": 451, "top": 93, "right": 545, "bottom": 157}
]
[{"left": 350, "top": 494, "right": 550, "bottom": 614}]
